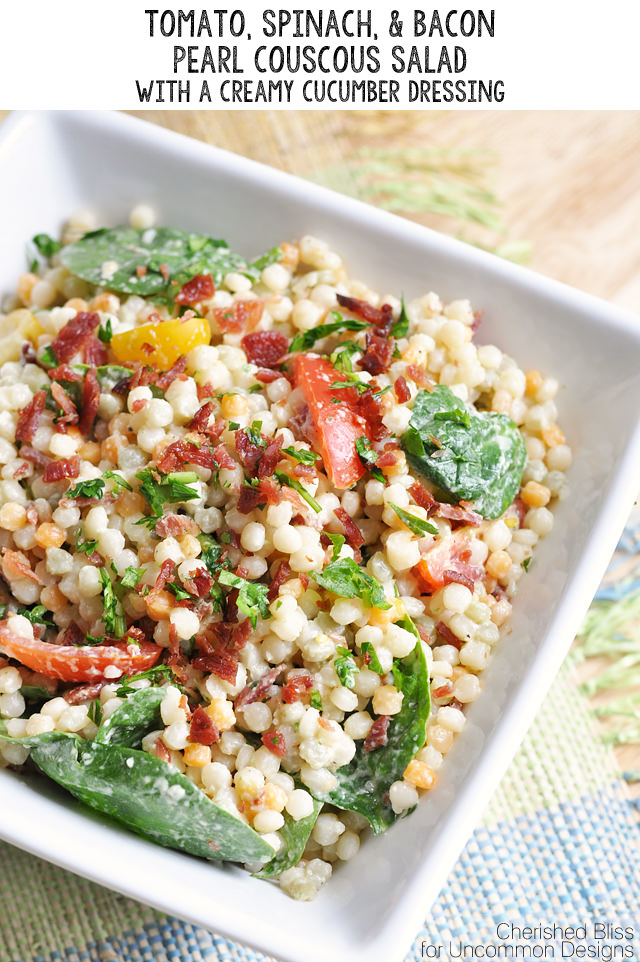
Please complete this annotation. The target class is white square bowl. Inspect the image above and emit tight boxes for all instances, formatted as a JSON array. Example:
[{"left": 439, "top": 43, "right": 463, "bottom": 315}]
[{"left": 1, "top": 110, "right": 640, "bottom": 962}]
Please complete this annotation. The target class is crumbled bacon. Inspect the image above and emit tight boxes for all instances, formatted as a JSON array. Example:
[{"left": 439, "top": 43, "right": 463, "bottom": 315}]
[
  {"left": 255, "top": 368, "right": 286, "bottom": 384},
  {"left": 154, "top": 559, "right": 176, "bottom": 593},
  {"left": 188, "top": 705, "right": 220, "bottom": 745},
  {"left": 175, "top": 273, "right": 215, "bottom": 305},
  {"left": 406, "top": 364, "right": 433, "bottom": 389},
  {"left": 21, "top": 342, "right": 38, "bottom": 365},
  {"left": 235, "top": 428, "right": 265, "bottom": 474},
  {"left": 187, "top": 400, "right": 216, "bottom": 433},
  {"left": 435, "top": 621, "right": 463, "bottom": 649},
  {"left": 211, "top": 299, "right": 264, "bottom": 334},
  {"left": 124, "top": 626, "right": 148, "bottom": 645},
  {"left": 50, "top": 311, "right": 100, "bottom": 363},
  {"left": 288, "top": 403, "right": 316, "bottom": 446},
  {"left": 437, "top": 503, "right": 482, "bottom": 527},
  {"left": 79, "top": 367, "right": 100, "bottom": 438},
  {"left": 267, "top": 560, "right": 291, "bottom": 603},
  {"left": 154, "top": 737, "right": 172, "bottom": 764},
  {"left": 376, "top": 449, "right": 399, "bottom": 468},
  {"left": 42, "top": 456, "right": 80, "bottom": 483},
  {"left": 158, "top": 263, "right": 170, "bottom": 282},
  {"left": 1, "top": 549, "right": 41, "bottom": 584},
  {"left": 155, "top": 514, "right": 199, "bottom": 538},
  {"left": 48, "top": 365, "right": 82, "bottom": 382},
  {"left": 261, "top": 728, "right": 287, "bottom": 758},
  {"left": 212, "top": 443, "right": 235, "bottom": 469},
  {"left": 293, "top": 462, "right": 315, "bottom": 478},
  {"left": 154, "top": 355, "right": 188, "bottom": 392},
  {"left": 241, "top": 331, "right": 289, "bottom": 367},
  {"left": 442, "top": 568, "right": 476, "bottom": 591},
  {"left": 237, "top": 478, "right": 280, "bottom": 514},
  {"left": 235, "top": 664, "right": 283, "bottom": 710},
  {"left": 83, "top": 337, "right": 108, "bottom": 366},
  {"left": 50, "top": 382, "right": 79, "bottom": 429},
  {"left": 183, "top": 570, "right": 214, "bottom": 599},
  {"left": 59, "top": 622, "right": 85, "bottom": 646},
  {"left": 409, "top": 482, "right": 438, "bottom": 517},
  {"left": 193, "top": 620, "right": 251, "bottom": 683},
  {"left": 336, "top": 293, "right": 393, "bottom": 330},
  {"left": 281, "top": 669, "right": 313, "bottom": 703},
  {"left": 359, "top": 331, "right": 393, "bottom": 375},
  {"left": 15, "top": 390, "right": 47, "bottom": 443},
  {"left": 257, "top": 436, "right": 284, "bottom": 479},
  {"left": 394, "top": 375, "right": 411, "bottom": 403},
  {"left": 355, "top": 389, "right": 387, "bottom": 442},
  {"left": 157, "top": 437, "right": 219, "bottom": 473},
  {"left": 20, "top": 445, "right": 51, "bottom": 468},
  {"left": 363, "top": 715, "right": 390, "bottom": 752},
  {"left": 334, "top": 506, "right": 365, "bottom": 549},
  {"left": 432, "top": 679, "right": 455, "bottom": 699},
  {"left": 63, "top": 682, "right": 104, "bottom": 705}
]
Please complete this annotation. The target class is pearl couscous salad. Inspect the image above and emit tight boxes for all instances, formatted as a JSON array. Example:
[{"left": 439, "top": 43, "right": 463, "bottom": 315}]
[{"left": 0, "top": 208, "right": 571, "bottom": 898}]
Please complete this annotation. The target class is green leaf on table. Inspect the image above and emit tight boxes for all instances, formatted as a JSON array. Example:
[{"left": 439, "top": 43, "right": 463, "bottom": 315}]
[{"left": 401, "top": 385, "right": 526, "bottom": 519}]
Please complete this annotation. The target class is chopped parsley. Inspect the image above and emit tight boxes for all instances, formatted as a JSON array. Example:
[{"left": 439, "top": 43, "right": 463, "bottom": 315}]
[
  {"left": 330, "top": 370, "right": 370, "bottom": 395},
  {"left": 310, "top": 689, "right": 323, "bottom": 711},
  {"left": 116, "top": 664, "right": 175, "bottom": 696},
  {"left": 88, "top": 699, "right": 103, "bottom": 725},
  {"left": 314, "top": 557, "right": 391, "bottom": 610},
  {"left": 523, "top": 557, "right": 532, "bottom": 572},
  {"left": 217, "top": 570, "right": 270, "bottom": 628},
  {"left": 281, "top": 447, "right": 320, "bottom": 465},
  {"left": 39, "top": 345, "right": 58, "bottom": 369},
  {"left": 103, "top": 470, "right": 132, "bottom": 493},
  {"left": 334, "top": 646, "right": 359, "bottom": 689},
  {"left": 16, "top": 605, "right": 56, "bottom": 629},
  {"left": 97, "top": 318, "right": 113, "bottom": 343},
  {"left": 66, "top": 478, "right": 105, "bottom": 500},
  {"left": 360, "top": 641, "right": 384, "bottom": 674},
  {"left": 289, "top": 312, "right": 369, "bottom": 353},
  {"left": 325, "top": 532, "right": 346, "bottom": 562},
  {"left": 99, "top": 568, "right": 127, "bottom": 638},
  {"left": 274, "top": 470, "right": 321, "bottom": 513},
  {"left": 120, "top": 566, "right": 145, "bottom": 590},
  {"left": 167, "top": 581, "right": 193, "bottom": 602},
  {"left": 355, "top": 436, "right": 385, "bottom": 484},
  {"left": 389, "top": 503, "right": 438, "bottom": 537},
  {"left": 390, "top": 296, "right": 410, "bottom": 339},
  {"left": 135, "top": 468, "right": 200, "bottom": 518}
]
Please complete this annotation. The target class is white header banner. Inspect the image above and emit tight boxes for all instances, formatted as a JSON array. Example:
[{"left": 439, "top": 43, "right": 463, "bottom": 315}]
[{"left": 3, "top": 0, "right": 640, "bottom": 109}]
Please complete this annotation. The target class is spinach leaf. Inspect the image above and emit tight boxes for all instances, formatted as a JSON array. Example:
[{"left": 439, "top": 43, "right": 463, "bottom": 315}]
[
  {"left": 95, "top": 686, "right": 165, "bottom": 747},
  {"left": 334, "top": 646, "right": 359, "bottom": 689},
  {"left": 401, "top": 385, "right": 526, "bottom": 519},
  {"left": 0, "top": 728, "right": 273, "bottom": 864},
  {"left": 314, "top": 633, "right": 430, "bottom": 834},
  {"left": 59, "top": 226, "right": 251, "bottom": 297},
  {"left": 313, "top": 558, "right": 391, "bottom": 611},
  {"left": 253, "top": 798, "right": 322, "bottom": 879},
  {"left": 32, "top": 233, "right": 61, "bottom": 259}
]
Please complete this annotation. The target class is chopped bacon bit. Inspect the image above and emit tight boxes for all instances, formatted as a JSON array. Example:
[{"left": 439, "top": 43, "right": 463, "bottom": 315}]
[
  {"left": 359, "top": 331, "right": 394, "bottom": 376},
  {"left": 131, "top": 398, "right": 146, "bottom": 413},
  {"left": 281, "top": 669, "right": 313, "bottom": 703},
  {"left": 193, "top": 620, "right": 251, "bottom": 683},
  {"left": 175, "top": 273, "right": 215, "bottom": 306},
  {"left": 241, "top": 331, "right": 289, "bottom": 367},
  {"left": 211, "top": 299, "right": 264, "bottom": 334},
  {"left": 16, "top": 390, "right": 47, "bottom": 443},
  {"left": 187, "top": 400, "right": 215, "bottom": 433},
  {"left": 363, "top": 715, "right": 390, "bottom": 752},
  {"left": 409, "top": 482, "right": 438, "bottom": 517},
  {"left": 21, "top": 342, "right": 38, "bottom": 365},
  {"left": 83, "top": 337, "right": 108, "bottom": 366},
  {"left": 154, "top": 737, "right": 172, "bottom": 764},
  {"left": 288, "top": 402, "right": 315, "bottom": 446},
  {"left": 235, "top": 664, "right": 284, "bottom": 710},
  {"left": 267, "top": 560, "right": 291, "bottom": 603},
  {"left": 79, "top": 367, "right": 100, "bottom": 437},
  {"left": 155, "top": 514, "right": 199, "bottom": 538},
  {"left": 237, "top": 478, "right": 280, "bottom": 514},
  {"left": 158, "top": 263, "right": 170, "bottom": 282},
  {"left": 2, "top": 549, "right": 41, "bottom": 584},
  {"left": 157, "top": 437, "right": 219, "bottom": 473},
  {"left": 124, "top": 626, "right": 147, "bottom": 645},
  {"left": 25, "top": 504, "right": 39, "bottom": 525},
  {"left": 355, "top": 388, "right": 387, "bottom": 442},
  {"left": 394, "top": 376, "right": 411, "bottom": 403},
  {"left": 406, "top": 364, "right": 434, "bottom": 389},
  {"left": 255, "top": 368, "right": 286, "bottom": 384},
  {"left": 136, "top": 264, "right": 147, "bottom": 277},
  {"left": 184, "top": 570, "right": 214, "bottom": 599},
  {"left": 50, "top": 382, "right": 79, "bottom": 429},
  {"left": 471, "top": 310, "right": 483, "bottom": 334},
  {"left": 154, "top": 355, "right": 188, "bottom": 392},
  {"left": 197, "top": 381, "right": 215, "bottom": 400},
  {"left": 257, "top": 436, "right": 284, "bottom": 479},
  {"left": 437, "top": 503, "right": 482, "bottom": 527},
  {"left": 509, "top": 497, "right": 527, "bottom": 527},
  {"left": 442, "top": 568, "right": 476, "bottom": 591},
  {"left": 435, "top": 621, "right": 463, "bottom": 649},
  {"left": 376, "top": 449, "right": 399, "bottom": 468},
  {"left": 42, "top": 456, "right": 80, "bottom": 483},
  {"left": 51, "top": 311, "right": 100, "bottom": 363},
  {"left": 293, "top": 462, "right": 315, "bottom": 478},
  {"left": 60, "top": 622, "right": 85, "bottom": 647},
  {"left": 188, "top": 705, "right": 220, "bottom": 745},
  {"left": 48, "top": 365, "right": 83, "bottom": 382},
  {"left": 212, "top": 443, "right": 235, "bottom": 469},
  {"left": 63, "top": 682, "right": 105, "bottom": 705},
  {"left": 155, "top": 559, "right": 176, "bottom": 593},
  {"left": 127, "top": 366, "right": 153, "bottom": 391},
  {"left": 13, "top": 462, "right": 30, "bottom": 480},
  {"left": 235, "top": 428, "right": 265, "bottom": 474},
  {"left": 20, "top": 445, "right": 52, "bottom": 469},
  {"left": 261, "top": 728, "right": 287, "bottom": 758},
  {"left": 334, "top": 506, "right": 365, "bottom": 549},
  {"left": 336, "top": 293, "right": 393, "bottom": 330}
]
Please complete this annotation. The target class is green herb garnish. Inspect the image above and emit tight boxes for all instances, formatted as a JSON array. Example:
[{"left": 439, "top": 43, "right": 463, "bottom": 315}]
[
  {"left": 389, "top": 503, "right": 438, "bottom": 537},
  {"left": 314, "top": 558, "right": 390, "bottom": 611},
  {"left": 135, "top": 468, "right": 199, "bottom": 518},
  {"left": 98, "top": 568, "right": 127, "bottom": 638},
  {"left": 217, "top": 570, "right": 270, "bottom": 628},
  {"left": 289, "top": 312, "right": 369, "bottom": 353},
  {"left": 335, "top": 646, "right": 359, "bottom": 689},
  {"left": 355, "top": 436, "right": 385, "bottom": 484},
  {"left": 66, "top": 478, "right": 105, "bottom": 500},
  {"left": 274, "top": 471, "right": 321, "bottom": 514}
]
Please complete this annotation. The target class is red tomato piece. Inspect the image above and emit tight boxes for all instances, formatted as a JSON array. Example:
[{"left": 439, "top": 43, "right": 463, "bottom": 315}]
[
  {"left": 0, "top": 624, "right": 161, "bottom": 683},
  {"left": 292, "top": 354, "right": 371, "bottom": 489},
  {"left": 175, "top": 273, "right": 215, "bottom": 305},
  {"left": 414, "top": 530, "right": 485, "bottom": 593}
]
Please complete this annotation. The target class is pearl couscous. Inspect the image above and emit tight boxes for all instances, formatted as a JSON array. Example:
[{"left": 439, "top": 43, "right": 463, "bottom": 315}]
[{"left": 0, "top": 211, "right": 570, "bottom": 899}]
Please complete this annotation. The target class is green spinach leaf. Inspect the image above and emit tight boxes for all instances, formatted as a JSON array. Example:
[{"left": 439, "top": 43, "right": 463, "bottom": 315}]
[
  {"left": 253, "top": 799, "right": 322, "bottom": 879},
  {"left": 95, "top": 686, "right": 165, "bottom": 747},
  {"left": 313, "top": 558, "right": 391, "bottom": 611},
  {"left": 401, "top": 385, "right": 526, "bottom": 519},
  {"left": 314, "top": 633, "right": 430, "bottom": 834}
]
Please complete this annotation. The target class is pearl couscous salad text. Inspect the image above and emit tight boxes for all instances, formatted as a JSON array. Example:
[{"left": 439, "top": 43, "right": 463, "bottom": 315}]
[{"left": 0, "top": 209, "right": 571, "bottom": 898}]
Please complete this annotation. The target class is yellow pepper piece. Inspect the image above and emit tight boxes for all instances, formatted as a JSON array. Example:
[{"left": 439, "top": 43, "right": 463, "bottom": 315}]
[
  {"left": 110, "top": 315, "right": 210, "bottom": 368},
  {"left": 0, "top": 310, "right": 44, "bottom": 364}
]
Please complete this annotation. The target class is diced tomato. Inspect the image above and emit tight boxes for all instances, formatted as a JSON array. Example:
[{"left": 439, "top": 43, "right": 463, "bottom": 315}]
[
  {"left": 414, "top": 529, "right": 485, "bottom": 594},
  {"left": 292, "top": 354, "right": 371, "bottom": 489},
  {"left": 0, "top": 623, "right": 161, "bottom": 682}
]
